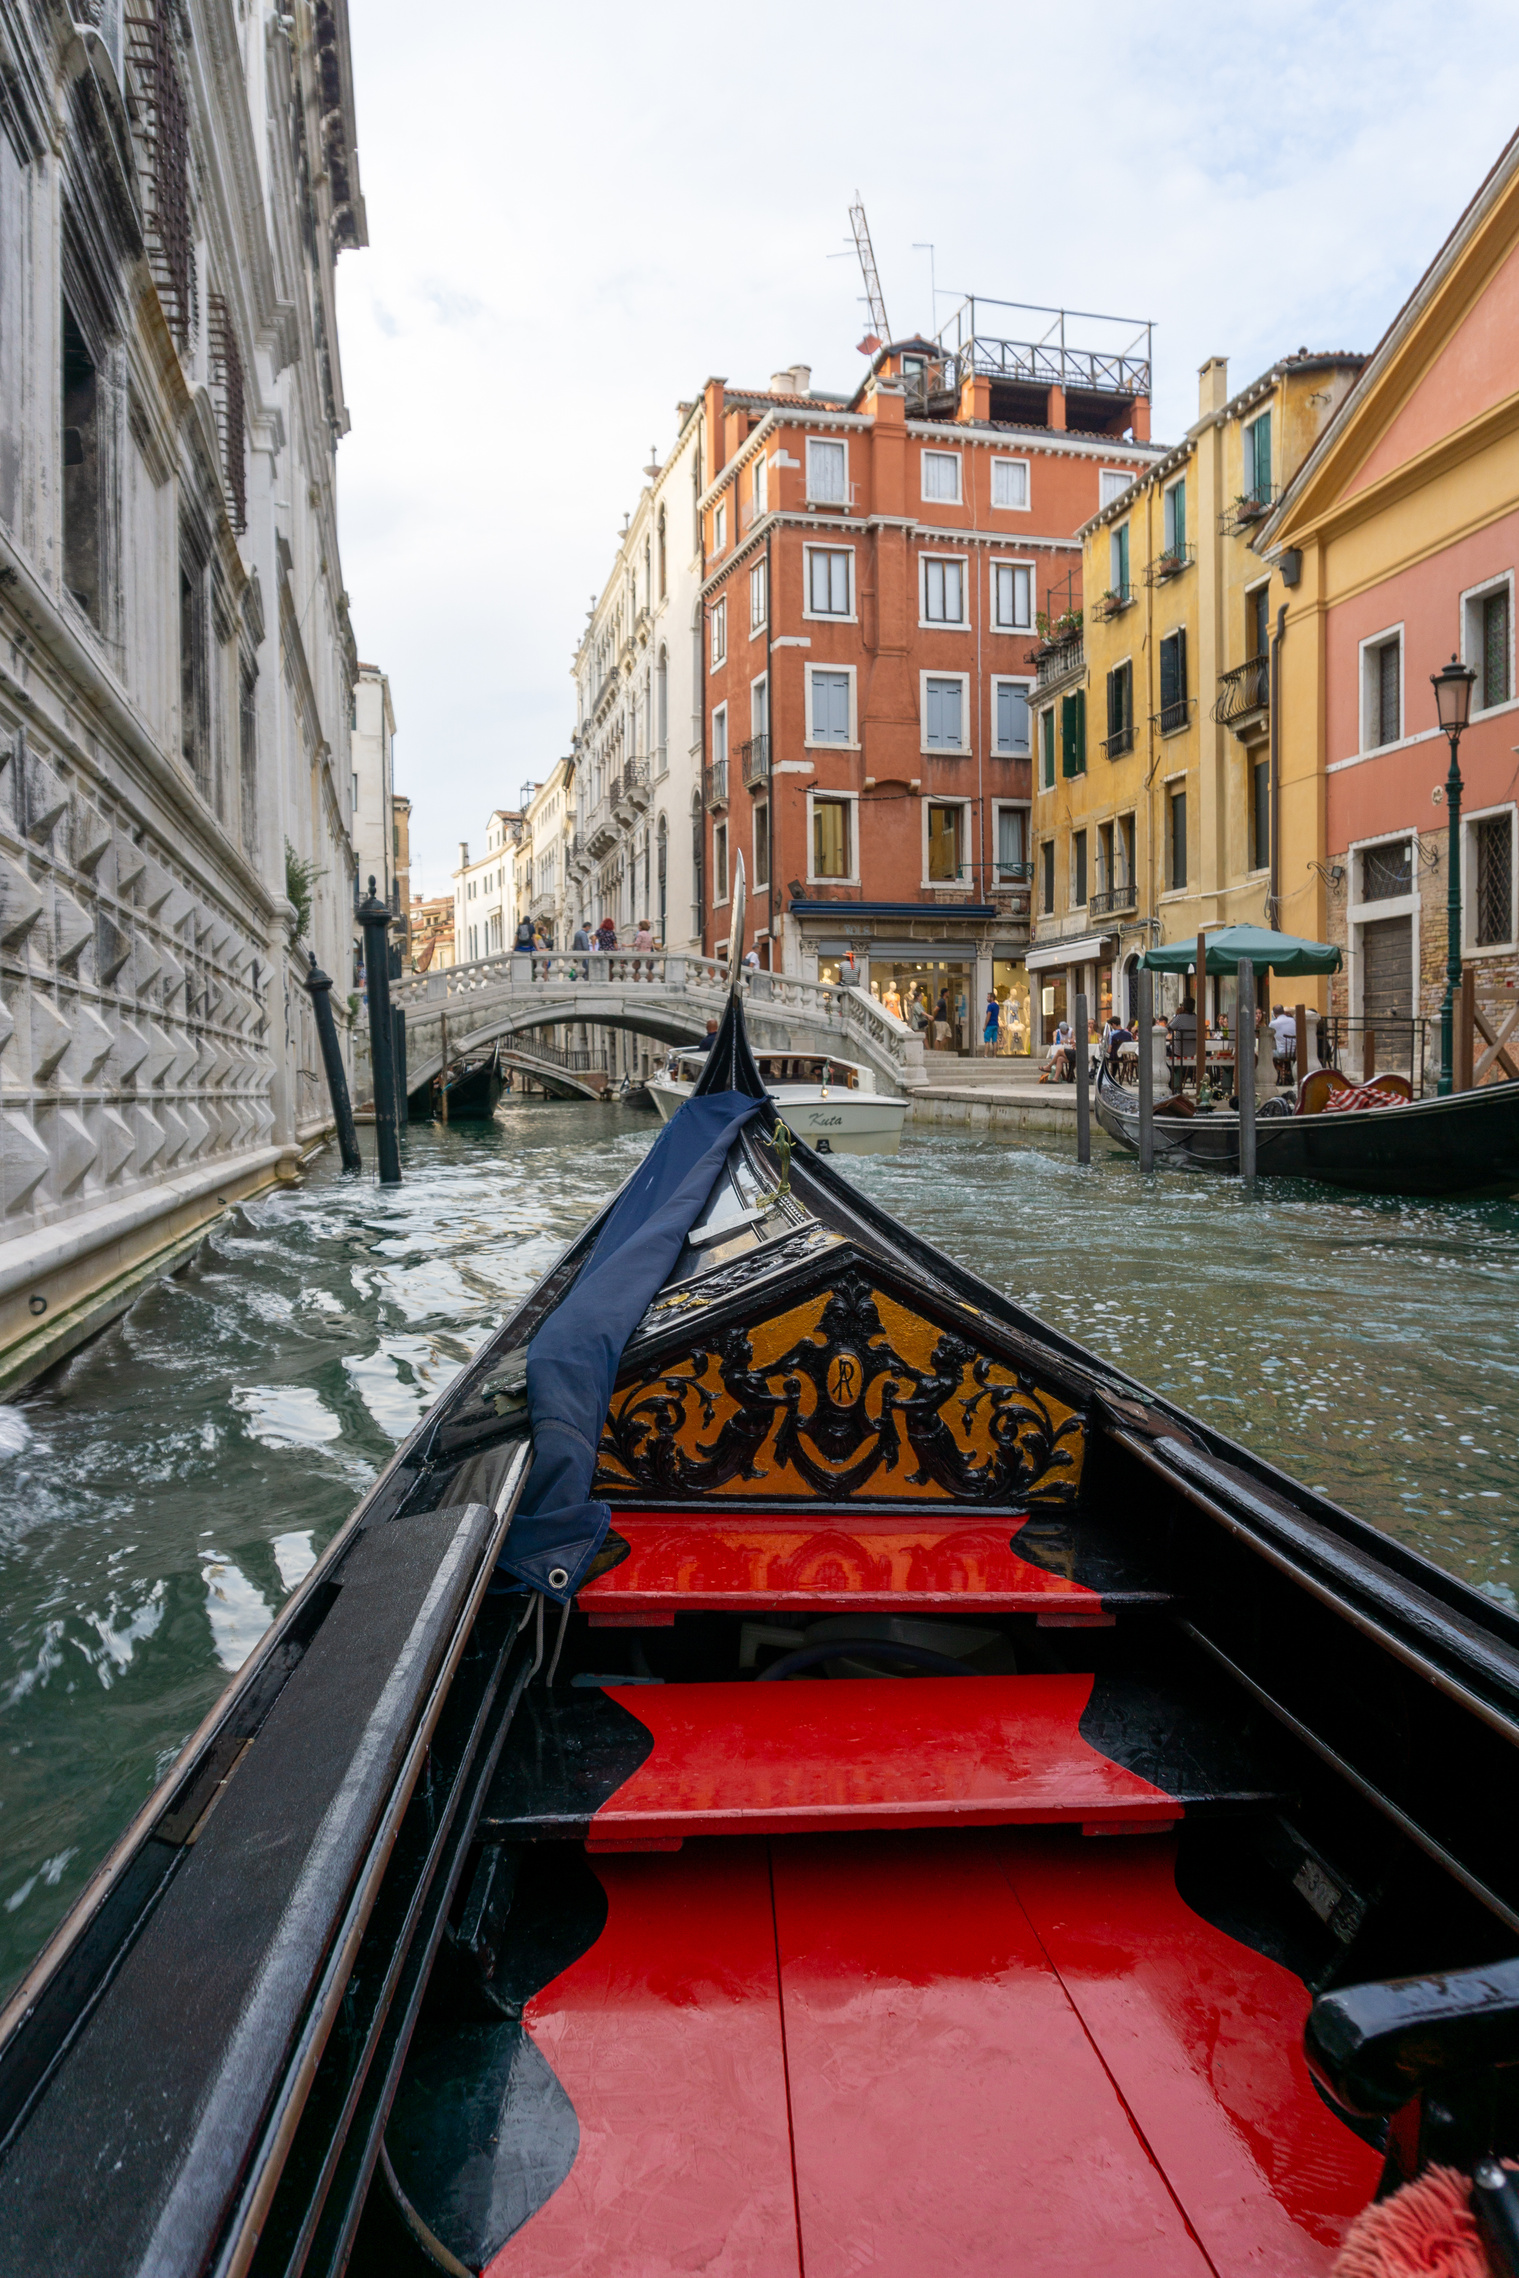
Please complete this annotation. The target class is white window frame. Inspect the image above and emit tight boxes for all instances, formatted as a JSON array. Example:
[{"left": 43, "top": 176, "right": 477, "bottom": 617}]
[
  {"left": 802, "top": 543, "right": 856, "bottom": 622},
  {"left": 991, "top": 560, "right": 1035, "bottom": 633},
  {"left": 919, "top": 551, "right": 969, "bottom": 630},
  {"left": 752, "top": 795, "right": 770, "bottom": 889},
  {"left": 750, "top": 673, "right": 769, "bottom": 741},
  {"left": 1163, "top": 477, "right": 1187, "bottom": 556},
  {"left": 991, "top": 674, "right": 1034, "bottom": 756},
  {"left": 710, "top": 595, "right": 727, "bottom": 669},
  {"left": 991, "top": 799, "right": 1031, "bottom": 879},
  {"left": 1038, "top": 705, "right": 1057, "bottom": 793},
  {"left": 1462, "top": 799, "right": 1519, "bottom": 957},
  {"left": 713, "top": 500, "right": 727, "bottom": 554},
  {"left": 805, "top": 662, "right": 859, "bottom": 749},
  {"left": 806, "top": 788, "right": 859, "bottom": 885},
  {"left": 990, "top": 456, "right": 1030, "bottom": 513},
  {"left": 712, "top": 816, "right": 730, "bottom": 908},
  {"left": 752, "top": 455, "right": 768, "bottom": 517},
  {"left": 1358, "top": 622, "right": 1405, "bottom": 754},
  {"left": 1460, "top": 570, "right": 1516, "bottom": 717},
  {"left": 922, "top": 796, "right": 972, "bottom": 889},
  {"left": 919, "top": 669, "right": 971, "bottom": 756},
  {"left": 749, "top": 559, "right": 768, "bottom": 637},
  {"left": 920, "top": 448, "right": 962, "bottom": 505},
  {"left": 806, "top": 435, "right": 849, "bottom": 506},
  {"left": 1346, "top": 828, "right": 1421, "bottom": 1019},
  {"left": 1099, "top": 469, "right": 1132, "bottom": 509}
]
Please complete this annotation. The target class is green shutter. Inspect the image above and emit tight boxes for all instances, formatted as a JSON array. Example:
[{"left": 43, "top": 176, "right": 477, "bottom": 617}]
[
  {"left": 1061, "top": 695, "right": 1076, "bottom": 775},
  {"left": 1074, "top": 690, "right": 1086, "bottom": 769}
]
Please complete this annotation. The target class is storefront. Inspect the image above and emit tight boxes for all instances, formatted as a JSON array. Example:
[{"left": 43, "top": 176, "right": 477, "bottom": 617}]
[
  {"left": 791, "top": 906, "right": 1031, "bottom": 1060},
  {"left": 1026, "top": 933, "right": 1118, "bottom": 1050},
  {"left": 988, "top": 957, "right": 1032, "bottom": 1056},
  {"left": 870, "top": 952, "right": 974, "bottom": 1054}
]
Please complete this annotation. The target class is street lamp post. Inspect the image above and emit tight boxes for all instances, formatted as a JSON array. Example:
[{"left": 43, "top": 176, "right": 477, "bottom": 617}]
[{"left": 1432, "top": 655, "right": 1478, "bottom": 1096}]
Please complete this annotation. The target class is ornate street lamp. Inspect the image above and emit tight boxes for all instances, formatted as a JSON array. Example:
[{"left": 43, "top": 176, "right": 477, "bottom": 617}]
[{"left": 1431, "top": 654, "right": 1477, "bottom": 1095}]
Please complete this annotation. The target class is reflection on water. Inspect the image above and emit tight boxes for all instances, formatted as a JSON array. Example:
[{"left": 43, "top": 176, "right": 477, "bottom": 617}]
[{"left": 0, "top": 1104, "right": 1516, "bottom": 1999}]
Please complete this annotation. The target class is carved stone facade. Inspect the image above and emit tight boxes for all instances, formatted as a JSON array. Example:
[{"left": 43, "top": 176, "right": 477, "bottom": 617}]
[{"left": 0, "top": 0, "right": 368, "bottom": 1386}]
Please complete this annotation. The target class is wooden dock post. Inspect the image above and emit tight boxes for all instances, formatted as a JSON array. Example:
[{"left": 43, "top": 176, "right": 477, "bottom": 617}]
[
  {"left": 1075, "top": 992, "right": 1090, "bottom": 1165},
  {"left": 1237, "top": 959, "right": 1256, "bottom": 1187},
  {"left": 1137, "top": 966, "right": 1154, "bottom": 1173},
  {"left": 1294, "top": 1003, "right": 1308, "bottom": 1095},
  {"left": 438, "top": 1011, "right": 450, "bottom": 1124},
  {"left": 1457, "top": 969, "right": 1475, "bottom": 1092}
]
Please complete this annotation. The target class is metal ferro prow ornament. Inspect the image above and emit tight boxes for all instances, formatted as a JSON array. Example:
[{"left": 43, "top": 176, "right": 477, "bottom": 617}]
[{"left": 727, "top": 851, "right": 747, "bottom": 989}]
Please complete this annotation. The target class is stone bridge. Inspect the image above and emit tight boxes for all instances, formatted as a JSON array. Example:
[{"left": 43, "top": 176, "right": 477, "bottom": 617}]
[{"left": 388, "top": 950, "right": 925, "bottom": 1096}]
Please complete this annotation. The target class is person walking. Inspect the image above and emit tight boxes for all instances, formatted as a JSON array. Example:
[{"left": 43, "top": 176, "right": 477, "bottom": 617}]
[
  {"left": 513, "top": 916, "right": 533, "bottom": 953},
  {"left": 983, "top": 993, "right": 1000, "bottom": 1054}
]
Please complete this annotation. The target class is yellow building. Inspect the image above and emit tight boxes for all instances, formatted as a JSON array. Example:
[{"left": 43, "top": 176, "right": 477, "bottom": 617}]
[{"left": 1028, "top": 351, "right": 1363, "bottom": 1044}]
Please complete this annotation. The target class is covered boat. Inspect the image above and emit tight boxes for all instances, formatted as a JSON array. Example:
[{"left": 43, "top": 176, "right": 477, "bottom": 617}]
[{"left": 3, "top": 918, "right": 1519, "bottom": 2272}]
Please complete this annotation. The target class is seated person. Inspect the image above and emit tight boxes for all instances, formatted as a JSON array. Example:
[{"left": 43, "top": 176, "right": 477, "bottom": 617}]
[
  {"left": 1269, "top": 1003, "right": 1297, "bottom": 1086},
  {"left": 1104, "top": 1021, "right": 1135, "bottom": 1079},
  {"left": 1041, "top": 1020, "right": 1074, "bottom": 1082},
  {"left": 1166, "top": 995, "right": 1198, "bottom": 1087}
]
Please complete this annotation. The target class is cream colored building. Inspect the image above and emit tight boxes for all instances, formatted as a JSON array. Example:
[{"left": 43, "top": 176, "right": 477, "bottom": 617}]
[
  {"left": 453, "top": 807, "right": 526, "bottom": 964},
  {"left": 515, "top": 764, "right": 573, "bottom": 944}
]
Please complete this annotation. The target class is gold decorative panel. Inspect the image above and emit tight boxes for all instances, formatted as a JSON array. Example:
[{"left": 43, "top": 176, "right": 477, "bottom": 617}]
[{"left": 596, "top": 1269, "right": 1084, "bottom": 1506}]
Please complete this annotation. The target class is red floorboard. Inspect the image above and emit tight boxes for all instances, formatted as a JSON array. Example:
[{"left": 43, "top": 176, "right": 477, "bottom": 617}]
[
  {"left": 481, "top": 1842, "right": 800, "bottom": 2278},
  {"left": 578, "top": 1510, "right": 1106, "bottom": 1614},
  {"left": 999, "top": 1833, "right": 1383, "bottom": 2274},
  {"left": 772, "top": 1831, "right": 1216, "bottom": 2276},
  {"left": 587, "top": 1674, "right": 1180, "bottom": 1841}
]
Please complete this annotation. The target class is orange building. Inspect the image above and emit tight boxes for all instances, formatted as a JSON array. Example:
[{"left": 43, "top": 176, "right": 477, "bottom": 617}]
[{"left": 698, "top": 311, "right": 1163, "bottom": 1049}]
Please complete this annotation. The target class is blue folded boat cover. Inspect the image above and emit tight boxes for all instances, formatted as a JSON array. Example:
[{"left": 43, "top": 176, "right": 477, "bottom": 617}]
[{"left": 497, "top": 1090, "right": 766, "bottom": 1601}]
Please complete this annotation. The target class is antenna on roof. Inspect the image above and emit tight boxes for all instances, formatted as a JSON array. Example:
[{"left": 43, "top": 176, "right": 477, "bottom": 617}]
[{"left": 848, "top": 195, "right": 891, "bottom": 352}]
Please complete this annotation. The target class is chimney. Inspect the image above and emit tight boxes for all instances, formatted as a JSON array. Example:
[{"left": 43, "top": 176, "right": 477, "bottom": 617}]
[
  {"left": 1198, "top": 356, "right": 1229, "bottom": 417},
  {"left": 790, "top": 363, "right": 812, "bottom": 395},
  {"left": 771, "top": 363, "right": 812, "bottom": 396},
  {"left": 459, "top": 841, "right": 469, "bottom": 872}
]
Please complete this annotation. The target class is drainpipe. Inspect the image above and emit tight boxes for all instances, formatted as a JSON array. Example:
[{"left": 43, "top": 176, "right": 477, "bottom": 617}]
[{"left": 1268, "top": 602, "right": 1286, "bottom": 931}]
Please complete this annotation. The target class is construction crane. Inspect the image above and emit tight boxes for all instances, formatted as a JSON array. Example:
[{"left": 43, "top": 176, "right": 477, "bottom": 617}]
[{"left": 848, "top": 195, "right": 891, "bottom": 353}]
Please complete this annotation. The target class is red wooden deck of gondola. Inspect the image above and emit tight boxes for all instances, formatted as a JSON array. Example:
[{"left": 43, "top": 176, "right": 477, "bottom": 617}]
[
  {"left": 579, "top": 1509, "right": 1160, "bottom": 1615},
  {"left": 576, "top": 1675, "right": 1182, "bottom": 1843}
]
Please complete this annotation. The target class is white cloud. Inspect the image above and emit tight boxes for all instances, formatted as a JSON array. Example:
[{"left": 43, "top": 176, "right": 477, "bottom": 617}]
[{"left": 336, "top": 0, "right": 1519, "bottom": 891}]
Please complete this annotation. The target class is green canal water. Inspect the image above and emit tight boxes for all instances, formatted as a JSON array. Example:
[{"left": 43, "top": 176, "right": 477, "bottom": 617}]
[{"left": 1, "top": 1104, "right": 1517, "bottom": 2000}]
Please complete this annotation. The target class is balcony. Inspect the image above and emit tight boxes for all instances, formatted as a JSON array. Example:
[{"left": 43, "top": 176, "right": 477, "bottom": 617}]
[
  {"left": 584, "top": 797, "right": 620, "bottom": 858},
  {"left": 704, "top": 758, "right": 729, "bottom": 811},
  {"left": 1143, "top": 544, "right": 1195, "bottom": 586},
  {"left": 1035, "top": 633, "right": 1085, "bottom": 694},
  {"left": 1089, "top": 884, "right": 1138, "bottom": 918},
  {"left": 1102, "top": 724, "right": 1136, "bottom": 759},
  {"left": 1153, "top": 696, "right": 1195, "bottom": 737},
  {"left": 741, "top": 734, "right": 771, "bottom": 790},
  {"left": 615, "top": 758, "right": 651, "bottom": 817},
  {"left": 1212, "top": 655, "right": 1270, "bottom": 734},
  {"left": 805, "top": 481, "right": 860, "bottom": 514},
  {"left": 1218, "top": 484, "right": 1280, "bottom": 538},
  {"left": 1093, "top": 584, "right": 1134, "bottom": 621}
]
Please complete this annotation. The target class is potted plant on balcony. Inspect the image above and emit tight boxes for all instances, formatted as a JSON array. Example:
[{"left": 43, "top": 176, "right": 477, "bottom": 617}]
[
  {"left": 1097, "top": 588, "right": 1127, "bottom": 619},
  {"left": 1232, "top": 493, "right": 1269, "bottom": 525},
  {"left": 1155, "top": 551, "right": 1185, "bottom": 580}
]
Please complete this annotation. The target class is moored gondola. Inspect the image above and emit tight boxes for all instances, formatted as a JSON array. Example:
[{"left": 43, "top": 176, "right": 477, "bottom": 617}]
[
  {"left": 2, "top": 882, "right": 1519, "bottom": 2274},
  {"left": 427, "top": 1042, "right": 503, "bottom": 1122}
]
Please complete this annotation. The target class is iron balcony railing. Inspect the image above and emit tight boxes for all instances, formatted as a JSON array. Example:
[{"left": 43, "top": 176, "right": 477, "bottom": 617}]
[
  {"left": 1218, "top": 484, "right": 1281, "bottom": 538},
  {"left": 1035, "top": 633, "right": 1085, "bottom": 692},
  {"left": 1212, "top": 655, "right": 1270, "bottom": 727},
  {"left": 1089, "top": 884, "right": 1138, "bottom": 917},
  {"left": 703, "top": 758, "right": 729, "bottom": 810},
  {"left": 1154, "top": 695, "right": 1195, "bottom": 736},
  {"left": 617, "top": 758, "right": 651, "bottom": 807},
  {"left": 933, "top": 297, "right": 1154, "bottom": 400},
  {"left": 1102, "top": 724, "right": 1136, "bottom": 759},
  {"left": 1143, "top": 543, "right": 1196, "bottom": 586},
  {"left": 1095, "top": 583, "right": 1134, "bottom": 618},
  {"left": 741, "top": 734, "right": 771, "bottom": 789}
]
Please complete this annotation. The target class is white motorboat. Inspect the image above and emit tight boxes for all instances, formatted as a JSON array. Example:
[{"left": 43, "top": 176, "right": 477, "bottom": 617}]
[{"left": 647, "top": 1046, "right": 906, "bottom": 1155}]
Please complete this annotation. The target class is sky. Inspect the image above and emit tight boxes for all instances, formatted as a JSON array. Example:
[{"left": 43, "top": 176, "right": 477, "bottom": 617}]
[{"left": 334, "top": 0, "right": 1519, "bottom": 897}]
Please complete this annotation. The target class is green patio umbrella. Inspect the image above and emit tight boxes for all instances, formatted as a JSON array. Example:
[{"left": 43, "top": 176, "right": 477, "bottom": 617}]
[{"left": 1139, "top": 925, "right": 1341, "bottom": 977}]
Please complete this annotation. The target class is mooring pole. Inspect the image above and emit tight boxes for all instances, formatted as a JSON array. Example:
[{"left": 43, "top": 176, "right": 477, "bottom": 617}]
[
  {"left": 1074, "top": 990, "right": 1091, "bottom": 1165},
  {"left": 357, "top": 876, "right": 401, "bottom": 1185},
  {"left": 303, "top": 951, "right": 362, "bottom": 1173},
  {"left": 438, "top": 1009, "right": 450, "bottom": 1125},
  {"left": 1237, "top": 958, "right": 1256, "bottom": 1189},
  {"left": 1137, "top": 964, "right": 1154, "bottom": 1173},
  {"left": 392, "top": 1004, "right": 409, "bottom": 1126}
]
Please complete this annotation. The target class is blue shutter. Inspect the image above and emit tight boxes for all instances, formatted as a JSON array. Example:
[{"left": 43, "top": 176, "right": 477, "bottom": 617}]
[
  {"left": 926, "top": 679, "right": 944, "bottom": 747},
  {"left": 816, "top": 672, "right": 849, "bottom": 741}
]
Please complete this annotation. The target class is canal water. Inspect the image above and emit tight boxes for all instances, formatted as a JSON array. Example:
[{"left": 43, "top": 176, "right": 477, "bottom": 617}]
[{"left": 1, "top": 1102, "right": 1517, "bottom": 2000}]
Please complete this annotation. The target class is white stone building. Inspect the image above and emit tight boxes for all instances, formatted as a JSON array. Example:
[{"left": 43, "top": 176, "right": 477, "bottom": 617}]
[
  {"left": 0, "top": 0, "right": 367, "bottom": 1388},
  {"left": 453, "top": 807, "right": 525, "bottom": 964},
  {"left": 350, "top": 662, "right": 397, "bottom": 946},
  {"left": 516, "top": 763, "right": 573, "bottom": 945}
]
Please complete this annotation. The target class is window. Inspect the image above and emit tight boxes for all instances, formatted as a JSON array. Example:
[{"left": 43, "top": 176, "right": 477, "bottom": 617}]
[
  {"left": 1072, "top": 830, "right": 1088, "bottom": 907},
  {"left": 1060, "top": 690, "right": 1086, "bottom": 777},
  {"left": 1158, "top": 629, "right": 1188, "bottom": 733},
  {"left": 927, "top": 804, "right": 962, "bottom": 882},
  {"left": 751, "top": 675, "right": 769, "bottom": 741},
  {"left": 813, "top": 797, "right": 850, "bottom": 878},
  {"left": 807, "top": 437, "right": 847, "bottom": 504},
  {"left": 809, "top": 669, "right": 852, "bottom": 743},
  {"left": 1244, "top": 411, "right": 1272, "bottom": 504},
  {"left": 710, "top": 597, "right": 726, "bottom": 667},
  {"left": 1169, "top": 786, "right": 1188, "bottom": 889},
  {"left": 241, "top": 671, "right": 259, "bottom": 853},
  {"left": 1464, "top": 580, "right": 1513, "bottom": 711},
  {"left": 1099, "top": 469, "right": 1130, "bottom": 508},
  {"left": 992, "top": 458, "right": 1029, "bottom": 511},
  {"left": 1040, "top": 839, "right": 1055, "bottom": 913},
  {"left": 713, "top": 500, "right": 727, "bottom": 555},
  {"left": 922, "top": 556, "right": 965, "bottom": 624},
  {"left": 62, "top": 305, "right": 101, "bottom": 627},
  {"left": 1040, "top": 708, "right": 1057, "bottom": 791},
  {"left": 994, "top": 679, "right": 1031, "bottom": 756},
  {"left": 656, "top": 646, "right": 668, "bottom": 762},
  {"left": 754, "top": 801, "right": 770, "bottom": 888},
  {"left": 1363, "top": 632, "right": 1401, "bottom": 749},
  {"left": 692, "top": 792, "right": 705, "bottom": 931},
  {"left": 752, "top": 455, "right": 767, "bottom": 517},
  {"left": 1361, "top": 838, "right": 1412, "bottom": 901},
  {"left": 1109, "top": 525, "right": 1130, "bottom": 600},
  {"left": 806, "top": 547, "right": 851, "bottom": 616},
  {"left": 1105, "top": 662, "right": 1133, "bottom": 757},
  {"left": 713, "top": 820, "right": 729, "bottom": 905},
  {"left": 995, "top": 806, "right": 1027, "bottom": 880},
  {"left": 1163, "top": 478, "right": 1186, "bottom": 557},
  {"left": 924, "top": 676, "right": 966, "bottom": 751},
  {"left": 1247, "top": 582, "right": 1269, "bottom": 661},
  {"left": 179, "top": 545, "right": 209, "bottom": 798},
  {"left": 921, "top": 450, "right": 961, "bottom": 503},
  {"left": 1473, "top": 812, "right": 1514, "bottom": 947},
  {"left": 1251, "top": 758, "right": 1270, "bottom": 872},
  {"left": 657, "top": 506, "right": 667, "bottom": 599},
  {"left": 993, "top": 562, "right": 1032, "bottom": 631},
  {"left": 750, "top": 559, "right": 767, "bottom": 632}
]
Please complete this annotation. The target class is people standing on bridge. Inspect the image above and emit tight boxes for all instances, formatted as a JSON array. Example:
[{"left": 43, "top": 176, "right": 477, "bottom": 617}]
[
  {"left": 632, "top": 917, "right": 654, "bottom": 979},
  {"left": 597, "top": 916, "right": 618, "bottom": 954},
  {"left": 513, "top": 917, "right": 533, "bottom": 953}
]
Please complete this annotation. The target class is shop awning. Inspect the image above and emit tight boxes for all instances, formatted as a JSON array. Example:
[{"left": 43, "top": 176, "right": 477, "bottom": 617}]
[
  {"left": 1140, "top": 925, "right": 1342, "bottom": 977},
  {"left": 1026, "top": 934, "right": 1114, "bottom": 973}
]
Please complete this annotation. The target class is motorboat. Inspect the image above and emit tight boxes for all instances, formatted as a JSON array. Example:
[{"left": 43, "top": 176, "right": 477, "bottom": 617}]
[{"left": 648, "top": 1044, "right": 906, "bottom": 1156}]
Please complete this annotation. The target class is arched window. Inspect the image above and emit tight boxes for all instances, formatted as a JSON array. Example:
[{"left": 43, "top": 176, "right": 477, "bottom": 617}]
[
  {"left": 691, "top": 790, "right": 705, "bottom": 937},
  {"left": 657, "top": 813, "right": 668, "bottom": 944},
  {"left": 656, "top": 645, "right": 668, "bottom": 769},
  {"left": 657, "top": 506, "right": 667, "bottom": 600}
]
